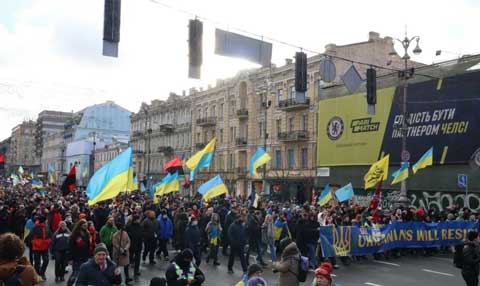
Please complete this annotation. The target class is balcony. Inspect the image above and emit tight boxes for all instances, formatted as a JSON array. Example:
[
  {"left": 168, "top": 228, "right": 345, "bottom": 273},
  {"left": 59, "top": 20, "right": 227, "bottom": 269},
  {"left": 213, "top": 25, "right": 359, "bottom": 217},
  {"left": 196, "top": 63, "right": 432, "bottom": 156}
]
[
  {"left": 235, "top": 137, "right": 247, "bottom": 147},
  {"left": 235, "top": 167, "right": 248, "bottom": 178},
  {"left": 278, "top": 130, "right": 309, "bottom": 141},
  {"left": 236, "top": 109, "right": 248, "bottom": 119},
  {"left": 132, "top": 131, "right": 143, "bottom": 137},
  {"left": 195, "top": 142, "right": 206, "bottom": 149},
  {"left": 157, "top": 146, "right": 173, "bottom": 155},
  {"left": 278, "top": 98, "right": 310, "bottom": 111},
  {"left": 133, "top": 150, "right": 145, "bottom": 155},
  {"left": 176, "top": 122, "right": 191, "bottom": 131},
  {"left": 160, "top": 124, "right": 174, "bottom": 134},
  {"left": 196, "top": 117, "right": 217, "bottom": 127}
]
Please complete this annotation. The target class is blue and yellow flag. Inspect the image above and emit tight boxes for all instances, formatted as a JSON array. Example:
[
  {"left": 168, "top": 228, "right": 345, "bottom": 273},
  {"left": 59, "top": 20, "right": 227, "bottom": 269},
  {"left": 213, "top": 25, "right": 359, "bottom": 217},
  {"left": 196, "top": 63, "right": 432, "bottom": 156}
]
[
  {"left": 48, "top": 165, "right": 55, "bottom": 184},
  {"left": 198, "top": 175, "right": 228, "bottom": 201},
  {"left": 318, "top": 184, "right": 332, "bottom": 206},
  {"left": 31, "top": 179, "right": 43, "bottom": 189},
  {"left": 86, "top": 147, "right": 134, "bottom": 206},
  {"left": 155, "top": 172, "right": 180, "bottom": 200},
  {"left": 391, "top": 162, "right": 409, "bottom": 185},
  {"left": 273, "top": 219, "right": 291, "bottom": 241},
  {"left": 186, "top": 138, "right": 216, "bottom": 181},
  {"left": 412, "top": 147, "right": 433, "bottom": 174},
  {"left": 249, "top": 147, "right": 271, "bottom": 178},
  {"left": 250, "top": 191, "right": 260, "bottom": 208}
]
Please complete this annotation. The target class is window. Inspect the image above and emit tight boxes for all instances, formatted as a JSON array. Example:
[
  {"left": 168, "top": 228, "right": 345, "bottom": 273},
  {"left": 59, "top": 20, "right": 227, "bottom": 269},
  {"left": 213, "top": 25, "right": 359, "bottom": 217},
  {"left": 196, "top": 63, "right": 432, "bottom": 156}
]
[
  {"left": 289, "top": 117, "right": 294, "bottom": 132},
  {"left": 258, "top": 122, "right": 264, "bottom": 138},
  {"left": 276, "top": 119, "right": 282, "bottom": 135},
  {"left": 275, "top": 150, "right": 282, "bottom": 169},
  {"left": 301, "top": 148, "right": 308, "bottom": 168},
  {"left": 211, "top": 105, "right": 216, "bottom": 117},
  {"left": 196, "top": 132, "right": 200, "bottom": 142},
  {"left": 220, "top": 129, "right": 224, "bottom": 143},
  {"left": 277, "top": 88, "right": 284, "bottom": 103},
  {"left": 230, "top": 100, "right": 236, "bottom": 115},
  {"left": 220, "top": 103, "right": 224, "bottom": 118},
  {"left": 219, "top": 154, "right": 224, "bottom": 170},
  {"left": 287, "top": 149, "right": 295, "bottom": 169},
  {"left": 290, "top": 86, "right": 295, "bottom": 99},
  {"left": 302, "top": 114, "right": 308, "bottom": 131},
  {"left": 229, "top": 153, "right": 234, "bottom": 170},
  {"left": 230, "top": 127, "right": 234, "bottom": 142}
]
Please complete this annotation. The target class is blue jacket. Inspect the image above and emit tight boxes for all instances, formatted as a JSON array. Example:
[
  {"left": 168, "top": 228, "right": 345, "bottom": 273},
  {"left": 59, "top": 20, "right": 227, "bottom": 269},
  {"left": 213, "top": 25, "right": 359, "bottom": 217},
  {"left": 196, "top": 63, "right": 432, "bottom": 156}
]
[
  {"left": 75, "top": 258, "right": 122, "bottom": 286},
  {"left": 157, "top": 215, "right": 173, "bottom": 240}
]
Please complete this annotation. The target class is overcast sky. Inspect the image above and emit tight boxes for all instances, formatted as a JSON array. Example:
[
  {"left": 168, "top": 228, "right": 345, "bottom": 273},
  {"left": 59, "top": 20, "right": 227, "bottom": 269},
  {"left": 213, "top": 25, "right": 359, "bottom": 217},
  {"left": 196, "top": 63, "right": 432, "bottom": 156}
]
[{"left": 1, "top": 0, "right": 479, "bottom": 140}]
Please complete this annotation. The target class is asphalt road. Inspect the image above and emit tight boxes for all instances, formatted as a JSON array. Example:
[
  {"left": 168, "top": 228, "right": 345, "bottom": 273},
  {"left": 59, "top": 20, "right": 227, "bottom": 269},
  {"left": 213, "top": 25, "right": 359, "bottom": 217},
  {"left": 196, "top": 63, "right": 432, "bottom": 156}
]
[{"left": 40, "top": 251, "right": 464, "bottom": 286}]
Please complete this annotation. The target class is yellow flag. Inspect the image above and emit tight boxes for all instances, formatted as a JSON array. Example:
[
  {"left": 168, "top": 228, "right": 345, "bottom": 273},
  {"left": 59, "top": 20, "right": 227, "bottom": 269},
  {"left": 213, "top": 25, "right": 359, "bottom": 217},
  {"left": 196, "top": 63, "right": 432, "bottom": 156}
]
[{"left": 364, "top": 155, "right": 389, "bottom": 189}]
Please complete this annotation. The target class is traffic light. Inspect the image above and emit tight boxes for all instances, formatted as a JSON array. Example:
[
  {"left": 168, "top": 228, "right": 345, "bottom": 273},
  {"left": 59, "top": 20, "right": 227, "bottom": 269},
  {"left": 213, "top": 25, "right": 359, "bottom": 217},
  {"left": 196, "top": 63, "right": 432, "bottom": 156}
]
[
  {"left": 295, "top": 52, "right": 308, "bottom": 93},
  {"left": 103, "top": 0, "right": 121, "bottom": 43},
  {"left": 189, "top": 19, "right": 203, "bottom": 79},
  {"left": 366, "top": 68, "right": 376, "bottom": 105}
]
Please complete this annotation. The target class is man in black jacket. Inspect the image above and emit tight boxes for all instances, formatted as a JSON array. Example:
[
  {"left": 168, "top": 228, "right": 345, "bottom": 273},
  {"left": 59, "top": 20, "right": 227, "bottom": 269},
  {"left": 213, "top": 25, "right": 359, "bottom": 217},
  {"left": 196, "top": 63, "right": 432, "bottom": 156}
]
[
  {"left": 227, "top": 218, "right": 247, "bottom": 274},
  {"left": 462, "top": 231, "right": 480, "bottom": 286},
  {"left": 246, "top": 211, "right": 266, "bottom": 266},
  {"left": 142, "top": 210, "right": 159, "bottom": 264},
  {"left": 165, "top": 249, "right": 205, "bottom": 286},
  {"left": 222, "top": 206, "right": 238, "bottom": 256},
  {"left": 75, "top": 243, "right": 122, "bottom": 286},
  {"left": 126, "top": 214, "right": 143, "bottom": 276}
]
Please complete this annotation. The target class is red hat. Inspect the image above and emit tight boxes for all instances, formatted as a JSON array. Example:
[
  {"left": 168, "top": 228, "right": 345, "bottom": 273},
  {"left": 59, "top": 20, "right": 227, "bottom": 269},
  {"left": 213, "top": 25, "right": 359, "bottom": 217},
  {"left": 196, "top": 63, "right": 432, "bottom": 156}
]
[
  {"left": 315, "top": 262, "right": 333, "bottom": 281},
  {"left": 79, "top": 213, "right": 87, "bottom": 220},
  {"left": 416, "top": 208, "right": 425, "bottom": 217}
]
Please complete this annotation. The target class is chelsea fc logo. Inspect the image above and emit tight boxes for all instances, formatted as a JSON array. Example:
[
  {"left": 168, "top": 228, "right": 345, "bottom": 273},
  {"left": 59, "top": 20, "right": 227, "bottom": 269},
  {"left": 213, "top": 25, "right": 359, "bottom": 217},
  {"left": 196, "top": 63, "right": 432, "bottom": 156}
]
[{"left": 327, "top": 117, "right": 344, "bottom": 140}]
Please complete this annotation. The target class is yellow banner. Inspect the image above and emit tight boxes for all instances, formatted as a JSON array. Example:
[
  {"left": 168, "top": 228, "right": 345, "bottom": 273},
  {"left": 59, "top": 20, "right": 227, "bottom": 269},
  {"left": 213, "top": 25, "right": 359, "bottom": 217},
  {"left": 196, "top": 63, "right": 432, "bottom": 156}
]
[{"left": 317, "top": 87, "right": 395, "bottom": 166}]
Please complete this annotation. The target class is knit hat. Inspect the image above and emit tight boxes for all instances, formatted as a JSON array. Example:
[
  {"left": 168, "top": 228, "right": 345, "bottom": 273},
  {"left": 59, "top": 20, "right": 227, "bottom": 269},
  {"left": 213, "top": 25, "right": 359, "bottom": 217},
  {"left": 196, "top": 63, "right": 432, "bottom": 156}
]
[
  {"left": 247, "top": 263, "right": 263, "bottom": 277},
  {"left": 416, "top": 208, "right": 425, "bottom": 217},
  {"left": 315, "top": 262, "right": 332, "bottom": 281},
  {"left": 94, "top": 243, "right": 109, "bottom": 255},
  {"left": 247, "top": 277, "right": 267, "bottom": 286}
]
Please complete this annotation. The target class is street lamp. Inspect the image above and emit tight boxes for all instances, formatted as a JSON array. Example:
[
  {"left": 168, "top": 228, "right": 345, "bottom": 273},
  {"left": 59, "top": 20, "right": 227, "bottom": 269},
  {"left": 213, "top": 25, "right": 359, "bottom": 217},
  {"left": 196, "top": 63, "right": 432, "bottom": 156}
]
[{"left": 391, "top": 33, "right": 422, "bottom": 208}]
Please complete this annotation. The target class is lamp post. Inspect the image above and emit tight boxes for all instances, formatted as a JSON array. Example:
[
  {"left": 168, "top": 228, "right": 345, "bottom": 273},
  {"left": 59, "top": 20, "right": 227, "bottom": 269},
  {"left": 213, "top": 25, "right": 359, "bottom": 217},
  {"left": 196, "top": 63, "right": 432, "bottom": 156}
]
[{"left": 391, "top": 33, "right": 422, "bottom": 208}]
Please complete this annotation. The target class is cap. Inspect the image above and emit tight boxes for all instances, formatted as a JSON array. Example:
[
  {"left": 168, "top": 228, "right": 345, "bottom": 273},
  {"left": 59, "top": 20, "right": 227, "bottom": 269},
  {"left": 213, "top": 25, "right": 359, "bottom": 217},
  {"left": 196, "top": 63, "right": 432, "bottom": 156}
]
[{"left": 94, "top": 243, "right": 109, "bottom": 255}]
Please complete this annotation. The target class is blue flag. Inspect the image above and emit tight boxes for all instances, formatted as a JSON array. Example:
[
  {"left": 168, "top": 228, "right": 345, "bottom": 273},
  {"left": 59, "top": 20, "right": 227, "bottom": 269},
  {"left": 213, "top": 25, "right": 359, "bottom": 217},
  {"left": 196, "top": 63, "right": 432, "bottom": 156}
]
[{"left": 335, "top": 183, "right": 354, "bottom": 202}]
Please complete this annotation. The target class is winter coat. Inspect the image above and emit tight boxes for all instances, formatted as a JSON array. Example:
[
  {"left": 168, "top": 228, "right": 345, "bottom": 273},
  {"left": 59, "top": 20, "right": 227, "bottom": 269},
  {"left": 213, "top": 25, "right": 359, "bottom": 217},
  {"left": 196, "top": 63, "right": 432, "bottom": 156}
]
[
  {"left": 273, "top": 242, "right": 300, "bottom": 286},
  {"left": 247, "top": 215, "right": 262, "bottom": 245},
  {"left": 52, "top": 229, "right": 71, "bottom": 252},
  {"left": 126, "top": 221, "right": 143, "bottom": 252},
  {"left": 262, "top": 221, "right": 275, "bottom": 245},
  {"left": 0, "top": 257, "right": 38, "bottom": 286},
  {"left": 75, "top": 258, "right": 122, "bottom": 286},
  {"left": 112, "top": 230, "right": 131, "bottom": 267},
  {"left": 184, "top": 224, "right": 201, "bottom": 250},
  {"left": 157, "top": 216, "right": 174, "bottom": 240},
  {"left": 49, "top": 208, "right": 63, "bottom": 233},
  {"left": 173, "top": 214, "right": 188, "bottom": 250},
  {"left": 228, "top": 221, "right": 246, "bottom": 249},
  {"left": 141, "top": 218, "right": 158, "bottom": 241},
  {"left": 30, "top": 222, "right": 52, "bottom": 251},
  {"left": 205, "top": 216, "right": 222, "bottom": 245},
  {"left": 462, "top": 240, "right": 480, "bottom": 279},
  {"left": 165, "top": 251, "right": 205, "bottom": 286},
  {"left": 69, "top": 232, "right": 91, "bottom": 262},
  {"left": 99, "top": 224, "right": 118, "bottom": 249}
]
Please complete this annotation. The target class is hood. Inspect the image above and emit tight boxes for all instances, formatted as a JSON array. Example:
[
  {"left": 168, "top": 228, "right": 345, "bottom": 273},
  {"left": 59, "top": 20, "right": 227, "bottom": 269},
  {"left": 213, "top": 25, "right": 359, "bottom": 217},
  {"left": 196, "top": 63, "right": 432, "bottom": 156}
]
[
  {"left": 174, "top": 249, "right": 194, "bottom": 268},
  {"left": 282, "top": 242, "right": 300, "bottom": 258}
]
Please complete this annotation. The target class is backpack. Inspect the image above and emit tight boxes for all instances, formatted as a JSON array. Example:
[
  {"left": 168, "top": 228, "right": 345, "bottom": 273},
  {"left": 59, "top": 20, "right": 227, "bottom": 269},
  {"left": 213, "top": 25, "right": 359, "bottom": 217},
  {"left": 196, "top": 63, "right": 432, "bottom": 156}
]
[
  {"left": 454, "top": 243, "right": 464, "bottom": 269},
  {"left": 0, "top": 265, "right": 25, "bottom": 286},
  {"left": 289, "top": 255, "right": 309, "bottom": 282}
]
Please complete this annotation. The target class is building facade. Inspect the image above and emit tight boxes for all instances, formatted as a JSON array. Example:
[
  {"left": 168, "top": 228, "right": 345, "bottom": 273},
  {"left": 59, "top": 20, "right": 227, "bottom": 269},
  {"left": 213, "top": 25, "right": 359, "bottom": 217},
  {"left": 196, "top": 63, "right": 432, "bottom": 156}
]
[
  {"left": 41, "top": 132, "right": 65, "bottom": 182},
  {"left": 130, "top": 93, "right": 192, "bottom": 180},
  {"left": 94, "top": 141, "right": 129, "bottom": 172},
  {"left": 35, "top": 110, "right": 73, "bottom": 171},
  {"left": 9, "top": 121, "right": 37, "bottom": 172}
]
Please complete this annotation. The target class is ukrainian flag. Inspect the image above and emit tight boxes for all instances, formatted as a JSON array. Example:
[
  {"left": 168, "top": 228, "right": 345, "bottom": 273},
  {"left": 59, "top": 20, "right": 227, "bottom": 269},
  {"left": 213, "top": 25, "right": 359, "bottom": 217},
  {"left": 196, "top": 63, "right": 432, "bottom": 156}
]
[
  {"left": 86, "top": 147, "right": 134, "bottom": 206},
  {"left": 391, "top": 162, "right": 409, "bottom": 185},
  {"left": 186, "top": 138, "right": 216, "bottom": 181},
  {"left": 249, "top": 147, "right": 271, "bottom": 178},
  {"left": 155, "top": 171, "right": 180, "bottom": 198},
  {"left": 31, "top": 179, "right": 43, "bottom": 189},
  {"left": 273, "top": 219, "right": 291, "bottom": 241},
  {"left": 412, "top": 147, "right": 433, "bottom": 174},
  {"left": 197, "top": 175, "right": 228, "bottom": 201},
  {"left": 318, "top": 184, "right": 332, "bottom": 207},
  {"left": 48, "top": 165, "right": 55, "bottom": 184}
]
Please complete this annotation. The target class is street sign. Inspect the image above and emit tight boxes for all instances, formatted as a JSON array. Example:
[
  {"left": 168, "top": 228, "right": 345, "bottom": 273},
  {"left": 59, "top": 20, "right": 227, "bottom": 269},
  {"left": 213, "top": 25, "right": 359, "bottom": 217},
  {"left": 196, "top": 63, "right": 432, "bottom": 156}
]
[
  {"left": 401, "top": 150, "right": 410, "bottom": 162},
  {"left": 458, "top": 174, "right": 468, "bottom": 188}
]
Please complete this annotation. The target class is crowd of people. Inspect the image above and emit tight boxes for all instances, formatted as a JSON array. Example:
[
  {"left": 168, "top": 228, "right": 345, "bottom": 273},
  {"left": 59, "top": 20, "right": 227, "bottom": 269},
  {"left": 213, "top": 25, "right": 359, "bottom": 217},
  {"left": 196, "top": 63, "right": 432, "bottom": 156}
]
[{"left": 0, "top": 180, "right": 478, "bottom": 286}]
